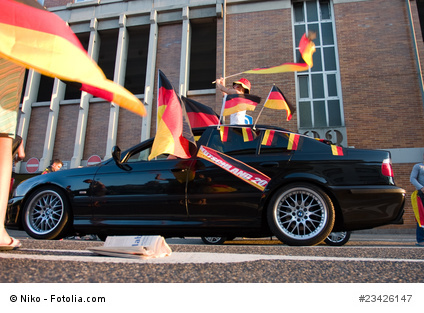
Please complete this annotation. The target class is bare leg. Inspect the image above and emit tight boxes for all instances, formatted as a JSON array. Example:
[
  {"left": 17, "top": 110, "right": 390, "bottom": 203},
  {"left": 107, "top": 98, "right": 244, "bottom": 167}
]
[{"left": 0, "top": 136, "right": 14, "bottom": 245}]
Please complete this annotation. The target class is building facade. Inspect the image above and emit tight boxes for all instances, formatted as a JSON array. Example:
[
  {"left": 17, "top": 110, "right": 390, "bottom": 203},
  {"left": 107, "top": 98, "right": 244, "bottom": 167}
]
[{"left": 15, "top": 0, "right": 424, "bottom": 230}]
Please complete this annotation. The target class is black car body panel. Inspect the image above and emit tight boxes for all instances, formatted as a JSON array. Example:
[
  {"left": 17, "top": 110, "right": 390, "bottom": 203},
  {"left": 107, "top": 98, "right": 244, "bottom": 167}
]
[{"left": 7, "top": 125, "right": 405, "bottom": 244}]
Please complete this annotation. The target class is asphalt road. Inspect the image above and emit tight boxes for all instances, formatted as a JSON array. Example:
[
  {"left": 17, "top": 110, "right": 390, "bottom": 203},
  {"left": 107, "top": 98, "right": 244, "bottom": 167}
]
[
  {"left": 2, "top": 230, "right": 423, "bottom": 312},
  {"left": 1, "top": 230, "right": 423, "bottom": 283}
]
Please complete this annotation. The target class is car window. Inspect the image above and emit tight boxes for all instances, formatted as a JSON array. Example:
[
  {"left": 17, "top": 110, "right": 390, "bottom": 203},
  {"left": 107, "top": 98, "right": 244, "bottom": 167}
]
[
  {"left": 206, "top": 126, "right": 259, "bottom": 155},
  {"left": 126, "top": 144, "right": 169, "bottom": 163},
  {"left": 259, "top": 130, "right": 290, "bottom": 154}
]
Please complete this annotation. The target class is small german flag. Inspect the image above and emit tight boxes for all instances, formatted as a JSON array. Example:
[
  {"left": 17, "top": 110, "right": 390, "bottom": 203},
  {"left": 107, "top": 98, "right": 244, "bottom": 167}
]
[
  {"left": 331, "top": 145, "right": 344, "bottom": 156},
  {"left": 242, "top": 127, "right": 256, "bottom": 142},
  {"left": 287, "top": 133, "right": 300, "bottom": 150},
  {"left": 220, "top": 126, "right": 229, "bottom": 142},
  {"left": 263, "top": 85, "right": 295, "bottom": 121},
  {"left": 222, "top": 94, "right": 261, "bottom": 116},
  {"left": 261, "top": 129, "right": 275, "bottom": 146}
]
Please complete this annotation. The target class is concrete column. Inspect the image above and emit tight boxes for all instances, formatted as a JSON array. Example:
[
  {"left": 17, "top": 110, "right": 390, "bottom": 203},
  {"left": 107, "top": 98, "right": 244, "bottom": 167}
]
[
  {"left": 15, "top": 70, "right": 40, "bottom": 173},
  {"left": 141, "top": 9, "right": 158, "bottom": 141},
  {"left": 179, "top": 6, "right": 190, "bottom": 97},
  {"left": 70, "top": 18, "right": 99, "bottom": 168},
  {"left": 104, "top": 14, "right": 129, "bottom": 160},
  {"left": 39, "top": 78, "right": 66, "bottom": 171}
]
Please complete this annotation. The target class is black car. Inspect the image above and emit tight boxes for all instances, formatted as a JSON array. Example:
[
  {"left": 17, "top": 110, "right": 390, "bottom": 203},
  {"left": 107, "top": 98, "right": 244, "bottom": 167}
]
[{"left": 6, "top": 125, "right": 405, "bottom": 246}]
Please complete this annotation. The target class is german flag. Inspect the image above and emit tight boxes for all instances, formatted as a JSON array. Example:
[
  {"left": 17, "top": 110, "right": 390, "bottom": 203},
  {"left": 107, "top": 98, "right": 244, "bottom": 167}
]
[
  {"left": 242, "top": 127, "right": 256, "bottom": 142},
  {"left": 222, "top": 94, "right": 261, "bottom": 116},
  {"left": 331, "top": 145, "right": 344, "bottom": 156},
  {"left": 287, "top": 133, "right": 300, "bottom": 150},
  {"left": 263, "top": 85, "right": 295, "bottom": 121},
  {"left": 411, "top": 190, "right": 424, "bottom": 227},
  {"left": 148, "top": 70, "right": 196, "bottom": 160},
  {"left": 181, "top": 96, "right": 219, "bottom": 128},
  {"left": 261, "top": 129, "right": 275, "bottom": 146},
  {"left": 243, "top": 33, "right": 315, "bottom": 74},
  {"left": 220, "top": 126, "right": 229, "bottom": 142},
  {"left": 0, "top": 0, "right": 145, "bottom": 116}
]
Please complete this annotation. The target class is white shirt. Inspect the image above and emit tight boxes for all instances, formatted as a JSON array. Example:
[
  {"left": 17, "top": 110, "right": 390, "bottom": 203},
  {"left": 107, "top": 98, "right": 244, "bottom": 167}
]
[{"left": 230, "top": 110, "right": 246, "bottom": 125}]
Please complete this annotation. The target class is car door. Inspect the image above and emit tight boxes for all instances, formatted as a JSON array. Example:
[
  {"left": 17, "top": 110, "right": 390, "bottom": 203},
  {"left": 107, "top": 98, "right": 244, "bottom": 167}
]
[
  {"left": 89, "top": 141, "right": 191, "bottom": 230},
  {"left": 186, "top": 126, "right": 294, "bottom": 229},
  {"left": 186, "top": 126, "right": 264, "bottom": 228}
]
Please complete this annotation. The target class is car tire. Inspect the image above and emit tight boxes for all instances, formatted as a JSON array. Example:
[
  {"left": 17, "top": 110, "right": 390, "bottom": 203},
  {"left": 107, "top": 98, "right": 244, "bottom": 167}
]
[
  {"left": 22, "top": 186, "right": 72, "bottom": 240},
  {"left": 267, "top": 183, "right": 335, "bottom": 246},
  {"left": 201, "top": 236, "right": 228, "bottom": 245},
  {"left": 324, "top": 231, "right": 351, "bottom": 246}
]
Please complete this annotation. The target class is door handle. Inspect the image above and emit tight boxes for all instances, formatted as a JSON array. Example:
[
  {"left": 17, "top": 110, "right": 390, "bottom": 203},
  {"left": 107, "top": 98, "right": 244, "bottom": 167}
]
[
  {"left": 259, "top": 162, "right": 279, "bottom": 167},
  {"left": 171, "top": 168, "right": 186, "bottom": 173}
]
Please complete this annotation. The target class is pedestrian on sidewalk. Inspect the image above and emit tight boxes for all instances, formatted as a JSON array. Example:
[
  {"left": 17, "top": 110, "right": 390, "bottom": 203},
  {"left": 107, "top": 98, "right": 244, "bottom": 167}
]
[{"left": 409, "top": 156, "right": 424, "bottom": 246}]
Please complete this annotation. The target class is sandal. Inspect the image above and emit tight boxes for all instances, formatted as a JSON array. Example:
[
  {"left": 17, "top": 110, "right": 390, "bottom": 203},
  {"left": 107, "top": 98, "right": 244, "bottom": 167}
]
[{"left": 0, "top": 237, "right": 21, "bottom": 251}]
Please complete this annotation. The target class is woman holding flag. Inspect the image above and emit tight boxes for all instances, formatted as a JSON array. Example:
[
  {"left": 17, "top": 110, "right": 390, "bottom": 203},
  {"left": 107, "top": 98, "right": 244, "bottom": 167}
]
[{"left": 216, "top": 77, "right": 252, "bottom": 125}]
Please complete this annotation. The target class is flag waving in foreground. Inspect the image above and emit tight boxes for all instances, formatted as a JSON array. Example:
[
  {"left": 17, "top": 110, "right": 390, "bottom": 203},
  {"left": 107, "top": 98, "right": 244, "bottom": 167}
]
[
  {"left": 148, "top": 70, "right": 196, "bottom": 160},
  {"left": 222, "top": 94, "right": 261, "bottom": 116},
  {"left": 181, "top": 96, "right": 219, "bottom": 128},
  {"left": 0, "top": 0, "right": 145, "bottom": 116},
  {"left": 197, "top": 145, "right": 270, "bottom": 191},
  {"left": 243, "top": 33, "right": 316, "bottom": 75}
]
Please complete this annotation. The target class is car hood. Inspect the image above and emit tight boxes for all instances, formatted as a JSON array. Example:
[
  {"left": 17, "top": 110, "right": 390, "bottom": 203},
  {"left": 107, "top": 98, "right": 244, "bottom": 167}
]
[{"left": 13, "top": 165, "right": 101, "bottom": 198}]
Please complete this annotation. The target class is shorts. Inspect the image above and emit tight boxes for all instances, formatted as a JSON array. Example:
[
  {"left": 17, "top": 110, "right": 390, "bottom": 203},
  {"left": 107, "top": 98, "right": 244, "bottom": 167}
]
[{"left": 0, "top": 58, "right": 25, "bottom": 139}]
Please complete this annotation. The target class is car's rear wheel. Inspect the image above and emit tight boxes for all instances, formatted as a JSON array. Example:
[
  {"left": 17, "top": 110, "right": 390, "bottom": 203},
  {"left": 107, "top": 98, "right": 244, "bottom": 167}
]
[
  {"left": 201, "top": 236, "right": 236, "bottom": 245},
  {"left": 324, "top": 231, "right": 351, "bottom": 246},
  {"left": 22, "top": 186, "right": 72, "bottom": 240},
  {"left": 267, "top": 183, "right": 335, "bottom": 246},
  {"left": 201, "top": 236, "right": 228, "bottom": 245}
]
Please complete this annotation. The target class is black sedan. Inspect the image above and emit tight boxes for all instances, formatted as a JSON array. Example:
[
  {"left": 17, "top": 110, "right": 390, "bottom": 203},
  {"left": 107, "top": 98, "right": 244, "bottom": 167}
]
[{"left": 7, "top": 125, "right": 405, "bottom": 246}]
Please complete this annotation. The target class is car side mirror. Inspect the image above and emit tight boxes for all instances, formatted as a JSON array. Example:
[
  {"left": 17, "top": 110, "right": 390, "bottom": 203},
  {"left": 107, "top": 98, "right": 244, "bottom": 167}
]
[{"left": 111, "top": 146, "right": 132, "bottom": 171}]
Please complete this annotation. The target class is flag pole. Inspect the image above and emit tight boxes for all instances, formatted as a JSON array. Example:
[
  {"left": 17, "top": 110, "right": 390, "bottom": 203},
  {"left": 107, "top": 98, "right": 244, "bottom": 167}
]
[
  {"left": 217, "top": 95, "right": 227, "bottom": 129},
  {"left": 253, "top": 85, "right": 273, "bottom": 130},
  {"left": 212, "top": 71, "right": 245, "bottom": 84},
  {"left": 253, "top": 106, "right": 265, "bottom": 130}
]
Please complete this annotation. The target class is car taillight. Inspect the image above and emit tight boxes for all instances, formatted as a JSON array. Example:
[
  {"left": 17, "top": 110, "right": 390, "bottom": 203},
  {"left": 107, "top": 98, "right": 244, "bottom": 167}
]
[{"left": 381, "top": 159, "right": 393, "bottom": 177}]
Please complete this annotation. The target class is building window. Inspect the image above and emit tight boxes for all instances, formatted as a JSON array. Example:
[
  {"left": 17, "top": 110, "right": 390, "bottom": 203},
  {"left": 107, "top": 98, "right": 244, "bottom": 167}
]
[
  {"left": 125, "top": 26, "right": 149, "bottom": 95},
  {"left": 64, "top": 32, "right": 90, "bottom": 100},
  {"left": 293, "top": 0, "right": 343, "bottom": 129},
  {"left": 189, "top": 18, "right": 217, "bottom": 90},
  {"left": 417, "top": 0, "right": 424, "bottom": 41},
  {"left": 97, "top": 29, "right": 119, "bottom": 82},
  {"left": 37, "top": 75, "right": 54, "bottom": 102}
]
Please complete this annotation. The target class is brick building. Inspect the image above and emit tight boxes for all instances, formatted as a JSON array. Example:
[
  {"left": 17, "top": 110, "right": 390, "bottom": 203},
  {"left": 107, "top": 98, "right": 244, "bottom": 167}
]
[{"left": 15, "top": 0, "right": 424, "bottom": 231}]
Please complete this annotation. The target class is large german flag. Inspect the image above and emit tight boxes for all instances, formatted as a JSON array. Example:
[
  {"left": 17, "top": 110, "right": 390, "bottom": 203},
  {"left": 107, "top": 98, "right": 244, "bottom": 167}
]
[
  {"left": 148, "top": 70, "right": 196, "bottom": 160},
  {"left": 222, "top": 94, "right": 261, "bottom": 116},
  {"left": 243, "top": 33, "right": 315, "bottom": 74},
  {"left": 181, "top": 96, "right": 219, "bottom": 128},
  {"left": 0, "top": 0, "right": 145, "bottom": 116},
  {"left": 263, "top": 85, "right": 295, "bottom": 121}
]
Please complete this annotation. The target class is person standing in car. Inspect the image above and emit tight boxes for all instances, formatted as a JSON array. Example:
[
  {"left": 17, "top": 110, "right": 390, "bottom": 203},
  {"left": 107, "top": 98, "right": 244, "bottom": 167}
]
[{"left": 216, "top": 77, "right": 251, "bottom": 125}]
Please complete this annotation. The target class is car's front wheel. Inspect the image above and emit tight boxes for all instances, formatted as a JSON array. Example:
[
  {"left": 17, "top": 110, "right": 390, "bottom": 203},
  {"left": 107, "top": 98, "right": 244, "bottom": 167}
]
[
  {"left": 267, "top": 183, "right": 335, "bottom": 246},
  {"left": 22, "top": 186, "right": 72, "bottom": 240}
]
